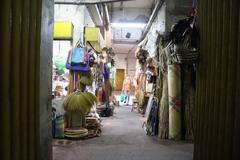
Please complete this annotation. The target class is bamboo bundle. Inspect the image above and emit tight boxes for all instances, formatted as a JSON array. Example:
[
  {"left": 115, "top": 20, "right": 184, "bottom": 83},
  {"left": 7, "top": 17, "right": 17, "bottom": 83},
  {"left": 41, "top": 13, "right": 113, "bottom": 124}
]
[
  {"left": 168, "top": 64, "right": 182, "bottom": 140},
  {"left": 157, "top": 46, "right": 169, "bottom": 139},
  {"left": 182, "top": 66, "right": 194, "bottom": 140},
  {"left": 158, "top": 75, "right": 169, "bottom": 139}
]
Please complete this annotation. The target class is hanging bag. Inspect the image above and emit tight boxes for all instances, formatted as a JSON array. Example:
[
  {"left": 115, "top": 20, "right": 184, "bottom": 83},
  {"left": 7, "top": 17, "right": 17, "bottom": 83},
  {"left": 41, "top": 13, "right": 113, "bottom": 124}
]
[
  {"left": 66, "top": 39, "right": 90, "bottom": 71},
  {"left": 70, "top": 48, "right": 86, "bottom": 66},
  {"left": 66, "top": 49, "right": 90, "bottom": 71}
]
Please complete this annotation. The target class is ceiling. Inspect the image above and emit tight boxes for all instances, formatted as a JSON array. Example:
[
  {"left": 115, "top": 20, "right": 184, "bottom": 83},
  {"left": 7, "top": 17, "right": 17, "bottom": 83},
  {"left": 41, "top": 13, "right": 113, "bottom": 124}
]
[
  {"left": 112, "top": 0, "right": 155, "bottom": 8},
  {"left": 110, "top": 0, "right": 156, "bottom": 55},
  {"left": 54, "top": 0, "right": 157, "bottom": 55}
]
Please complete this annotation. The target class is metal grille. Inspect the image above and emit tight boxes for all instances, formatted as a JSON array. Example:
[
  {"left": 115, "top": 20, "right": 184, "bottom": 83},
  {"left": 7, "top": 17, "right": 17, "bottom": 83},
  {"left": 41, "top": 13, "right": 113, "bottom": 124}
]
[{"left": 194, "top": 0, "right": 240, "bottom": 159}]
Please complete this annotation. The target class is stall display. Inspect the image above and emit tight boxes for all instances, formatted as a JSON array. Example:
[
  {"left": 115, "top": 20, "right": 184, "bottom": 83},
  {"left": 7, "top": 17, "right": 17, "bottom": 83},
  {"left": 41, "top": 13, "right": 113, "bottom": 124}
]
[
  {"left": 93, "top": 47, "right": 115, "bottom": 117},
  {"left": 63, "top": 91, "right": 98, "bottom": 114},
  {"left": 134, "top": 12, "right": 198, "bottom": 141},
  {"left": 85, "top": 117, "right": 102, "bottom": 138},
  {"left": 51, "top": 22, "right": 117, "bottom": 140}
]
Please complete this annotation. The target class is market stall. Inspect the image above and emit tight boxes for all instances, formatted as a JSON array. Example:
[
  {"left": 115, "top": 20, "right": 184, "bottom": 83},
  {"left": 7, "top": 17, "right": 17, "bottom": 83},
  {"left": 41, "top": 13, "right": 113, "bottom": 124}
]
[{"left": 134, "top": 13, "right": 199, "bottom": 141}]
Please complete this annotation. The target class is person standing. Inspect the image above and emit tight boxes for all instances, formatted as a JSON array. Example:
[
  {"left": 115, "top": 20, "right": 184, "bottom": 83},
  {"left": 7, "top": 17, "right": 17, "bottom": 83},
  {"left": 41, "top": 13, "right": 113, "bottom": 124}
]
[{"left": 122, "top": 75, "right": 132, "bottom": 105}]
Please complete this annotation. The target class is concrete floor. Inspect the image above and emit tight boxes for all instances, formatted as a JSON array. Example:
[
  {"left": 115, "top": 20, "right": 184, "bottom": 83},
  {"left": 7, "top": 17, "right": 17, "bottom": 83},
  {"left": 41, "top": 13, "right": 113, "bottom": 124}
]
[{"left": 53, "top": 106, "right": 193, "bottom": 160}]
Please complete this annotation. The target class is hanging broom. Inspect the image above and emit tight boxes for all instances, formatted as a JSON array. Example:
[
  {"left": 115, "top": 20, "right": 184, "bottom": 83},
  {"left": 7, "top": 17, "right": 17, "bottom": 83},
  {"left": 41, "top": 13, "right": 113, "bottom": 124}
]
[{"left": 63, "top": 91, "right": 98, "bottom": 114}]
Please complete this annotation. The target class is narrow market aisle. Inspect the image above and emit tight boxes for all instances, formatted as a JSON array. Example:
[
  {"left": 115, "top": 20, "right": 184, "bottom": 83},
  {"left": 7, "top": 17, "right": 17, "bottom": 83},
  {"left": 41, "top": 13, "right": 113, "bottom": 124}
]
[{"left": 53, "top": 106, "right": 193, "bottom": 160}]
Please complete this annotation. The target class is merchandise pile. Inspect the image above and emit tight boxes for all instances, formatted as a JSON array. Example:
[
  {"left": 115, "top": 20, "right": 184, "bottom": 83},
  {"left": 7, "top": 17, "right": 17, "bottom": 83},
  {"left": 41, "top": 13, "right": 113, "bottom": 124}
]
[
  {"left": 96, "top": 104, "right": 114, "bottom": 117},
  {"left": 63, "top": 91, "right": 98, "bottom": 114},
  {"left": 134, "top": 14, "right": 198, "bottom": 141},
  {"left": 85, "top": 117, "right": 102, "bottom": 138}
]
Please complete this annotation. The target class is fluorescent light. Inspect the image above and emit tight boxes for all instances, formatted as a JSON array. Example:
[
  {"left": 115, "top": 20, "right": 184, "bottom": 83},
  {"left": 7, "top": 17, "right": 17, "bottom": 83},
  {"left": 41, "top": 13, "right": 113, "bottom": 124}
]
[{"left": 111, "top": 23, "right": 146, "bottom": 28}]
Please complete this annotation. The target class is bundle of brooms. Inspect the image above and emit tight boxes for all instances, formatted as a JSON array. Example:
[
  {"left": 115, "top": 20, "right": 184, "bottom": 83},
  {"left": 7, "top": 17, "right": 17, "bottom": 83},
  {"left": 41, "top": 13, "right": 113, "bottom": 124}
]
[{"left": 63, "top": 91, "right": 98, "bottom": 114}]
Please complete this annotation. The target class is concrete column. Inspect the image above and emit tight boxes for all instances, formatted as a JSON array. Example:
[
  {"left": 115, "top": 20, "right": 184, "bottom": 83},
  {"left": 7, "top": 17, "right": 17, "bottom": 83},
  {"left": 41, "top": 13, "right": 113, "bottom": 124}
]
[{"left": 40, "top": 0, "right": 54, "bottom": 159}]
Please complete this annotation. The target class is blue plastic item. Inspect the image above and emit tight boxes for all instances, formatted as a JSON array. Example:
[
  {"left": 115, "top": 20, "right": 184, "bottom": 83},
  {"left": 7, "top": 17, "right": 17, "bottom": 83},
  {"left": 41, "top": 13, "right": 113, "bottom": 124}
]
[
  {"left": 66, "top": 50, "right": 90, "bottom": 71},
  {"left": 71, "top": 48, "right": 84, "bottom": 64}
]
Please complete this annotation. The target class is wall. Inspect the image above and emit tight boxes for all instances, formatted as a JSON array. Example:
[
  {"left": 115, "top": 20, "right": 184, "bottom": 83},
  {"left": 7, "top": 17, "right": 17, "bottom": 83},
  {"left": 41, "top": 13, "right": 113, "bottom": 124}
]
[
  {"left": 111, "top": 8, "right": 151, "bottom": 23},
  {"left": 194, "top": 0, "right": 240, "bottom": 159},
  {"left": 84, "top": 7, "right": 95, "bottom": 27},
  {"left": 115, "top": 54, "right": 127, "bottom": 70},
  {"left": 40, "top": 0, "right": 54, "bottom": 159},
  {"left": 165, "top": 0, "right": 192, "bottom": 32},
  {"left": 114, "top": 53, "right": 136, "bottom": 77},
  {"left": 54, "top": 4, "right": 85, "bottom": 45},
  {"left": 149, "top": 2, "right": 166, "bottom": 34},
  {"left": 144, "top": 2, "right": 166, "bottom": 58},
  {"left": 0, "top": 0, "right": 53, "bottom": 160},
  {"left": 111, "top": 8, "right": 151, "bottom": 43}
]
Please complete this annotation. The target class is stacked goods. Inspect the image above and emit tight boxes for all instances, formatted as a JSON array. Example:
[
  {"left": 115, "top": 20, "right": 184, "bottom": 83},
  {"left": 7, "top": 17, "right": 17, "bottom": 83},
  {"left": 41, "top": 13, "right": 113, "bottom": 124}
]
[
  {"left": 63, "top": 91, "right": 98, "bottom": 114},
  {"left": 66, "top": 110, "right": 85, "bottom": 128},
  {"left": 96, "top": 105, "right": 114, "bottom": 117},
  {"left": 63, "top": 91, "right": 98, "bottom": 136},
  {"left": 64, "top": 127, "right": 88, "bottom": 139},
  {"left": 85, "top": 117, "right": 101, "bottom": 138}
]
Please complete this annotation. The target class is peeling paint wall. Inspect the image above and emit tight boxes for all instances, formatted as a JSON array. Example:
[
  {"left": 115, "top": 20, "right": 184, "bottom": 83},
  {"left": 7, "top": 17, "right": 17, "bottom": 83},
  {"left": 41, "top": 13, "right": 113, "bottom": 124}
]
[
  {"left": 166, "top": 0, "right": 191, "bottom": 32},
  {"left": 149, "top": 2, "right": 166, "bottom": 34}
]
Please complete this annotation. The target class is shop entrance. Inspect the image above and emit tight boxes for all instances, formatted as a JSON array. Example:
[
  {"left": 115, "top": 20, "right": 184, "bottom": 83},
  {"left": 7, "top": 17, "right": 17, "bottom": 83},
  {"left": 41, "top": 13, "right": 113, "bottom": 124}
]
[
  {"left": 1, "top": 0, "right": 240, "bottom": 160},
  {"left": 52, "top": 0, "right": 195, "bottom": 159}
]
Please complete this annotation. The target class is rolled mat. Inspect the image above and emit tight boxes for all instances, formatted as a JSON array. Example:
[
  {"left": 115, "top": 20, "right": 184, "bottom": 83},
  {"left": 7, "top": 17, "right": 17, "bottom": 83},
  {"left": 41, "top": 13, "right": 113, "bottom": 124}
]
[
  {"left": 168, "top": 64, "right": 181, "bottom": 140},
  {"left": 158, "top": 74, "right": 169, "bottom": 139}
]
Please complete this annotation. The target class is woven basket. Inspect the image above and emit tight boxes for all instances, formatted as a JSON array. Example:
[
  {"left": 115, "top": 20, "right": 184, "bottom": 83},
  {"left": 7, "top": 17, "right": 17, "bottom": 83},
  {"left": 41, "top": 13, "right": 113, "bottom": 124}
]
[{"left": 173, "top": 33, "right": 199, "bottom": 64}]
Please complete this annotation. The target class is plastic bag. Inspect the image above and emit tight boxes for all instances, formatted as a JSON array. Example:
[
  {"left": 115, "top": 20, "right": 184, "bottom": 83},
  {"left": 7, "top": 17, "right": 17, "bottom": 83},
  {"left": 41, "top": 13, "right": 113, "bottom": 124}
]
[{"left": 120, "top": 92, "right": 125, "bottom": 103}]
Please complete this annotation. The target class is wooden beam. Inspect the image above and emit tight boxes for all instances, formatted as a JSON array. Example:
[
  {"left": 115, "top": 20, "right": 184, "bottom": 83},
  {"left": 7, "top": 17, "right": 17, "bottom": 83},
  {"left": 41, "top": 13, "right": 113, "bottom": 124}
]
[{"left": 55, "top": 0, "right": 135, "bottom": 5}]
